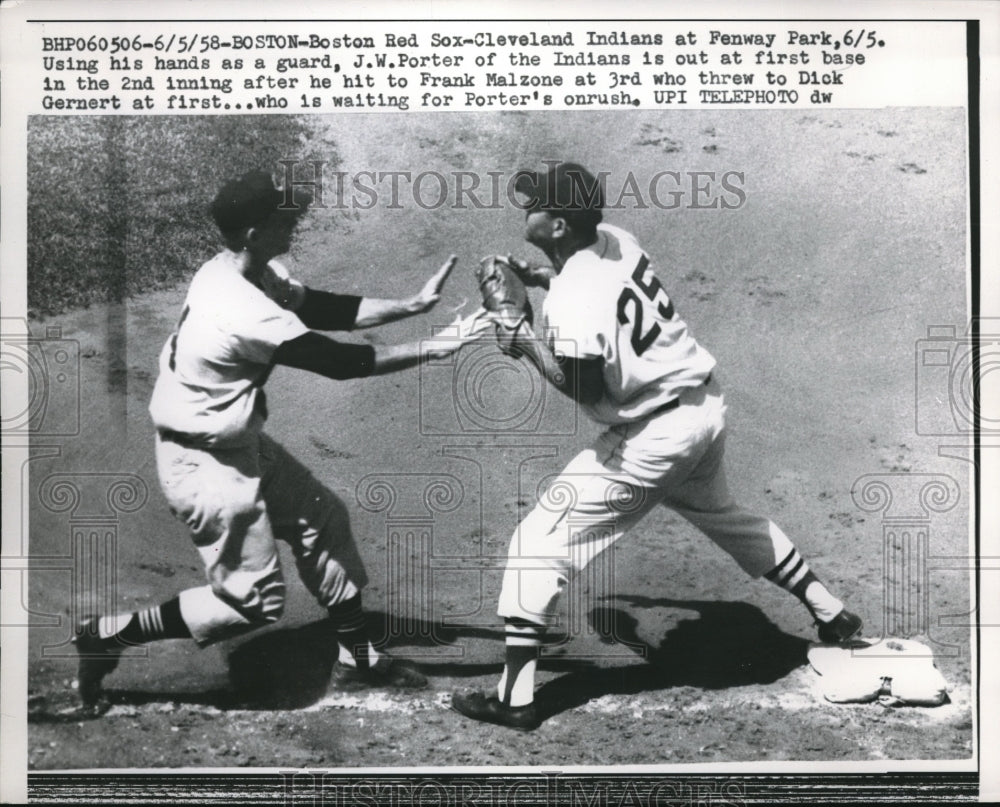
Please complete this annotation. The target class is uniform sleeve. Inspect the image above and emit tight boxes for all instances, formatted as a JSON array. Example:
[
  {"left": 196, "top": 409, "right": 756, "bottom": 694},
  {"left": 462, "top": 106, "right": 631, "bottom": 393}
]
[
  {"left": 262, "top": 260, "right": 361, "bottom": 329},
  {"left": 296, "top": 288, "right": 363, "bottom": 331},
  {"left": 272, "top": 331, "right": 376, "bottom": 379},
  {"left": 225, "top": 296, "right": 310, "bottom": 365},
  {"left": 543, "top": 264, "right": 607, "bottom": 359}
]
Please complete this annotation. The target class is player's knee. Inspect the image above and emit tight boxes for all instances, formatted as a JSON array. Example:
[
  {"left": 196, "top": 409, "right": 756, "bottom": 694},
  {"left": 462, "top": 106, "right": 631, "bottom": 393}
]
[
  {"left": 498, "top": 564, "right": 566, "bottom": 624},
  {"left": 212, "top": 576, "right": 286, "bottom": 626}
]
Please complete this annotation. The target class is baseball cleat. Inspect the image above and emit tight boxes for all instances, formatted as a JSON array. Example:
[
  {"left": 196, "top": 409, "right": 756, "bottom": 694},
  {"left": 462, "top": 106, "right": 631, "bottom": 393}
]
[
  {"left": 451, "top": 691, "right": 540, "bottom": 731},
  {"left": 817, "top": 609, "right": 864, "bottom": 644},
  {"left": 72, "top": 615, "right": 122, "bottom": 714},
  {"left": 329, "top": 657, "right": 428, "bottom": 690}
]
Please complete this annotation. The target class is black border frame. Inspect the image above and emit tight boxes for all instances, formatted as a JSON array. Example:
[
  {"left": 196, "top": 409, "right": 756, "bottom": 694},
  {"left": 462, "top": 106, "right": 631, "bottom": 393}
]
[{"left": 24, "top": 771, "right": 983, "bottom": 804}]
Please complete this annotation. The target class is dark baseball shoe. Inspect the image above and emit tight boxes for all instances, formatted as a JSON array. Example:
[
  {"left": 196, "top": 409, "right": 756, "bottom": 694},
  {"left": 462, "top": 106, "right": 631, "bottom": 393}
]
[
  {"left": 817, "top": 609, "right": 864, "bottom": 644},
  {"left": 329, "top": 657, "right": 427, "bottom": 691},
  {"left": 451, "top": 691, "right": 540, "bottom": 731},
  {"left": 72, "top": 615, "right": 122, "bottom": 714}
]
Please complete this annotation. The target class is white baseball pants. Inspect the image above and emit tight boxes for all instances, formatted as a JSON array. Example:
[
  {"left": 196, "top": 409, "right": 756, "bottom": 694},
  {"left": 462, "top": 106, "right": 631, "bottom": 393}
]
[
  {"left": 155, "top": 432, "right": 368, "bottom": 645},
  {"left": 497, "top": 377, "right": 798, "bottom": 625}
]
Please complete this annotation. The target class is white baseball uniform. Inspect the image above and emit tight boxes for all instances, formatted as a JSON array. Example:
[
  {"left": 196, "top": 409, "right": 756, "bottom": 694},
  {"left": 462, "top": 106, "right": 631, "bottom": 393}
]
[
  {"left": 149, "top": 251, "right": 368, "bottom": 645},
  {"left": 498, "top": 223, "right": 801, "bottom": 625}
]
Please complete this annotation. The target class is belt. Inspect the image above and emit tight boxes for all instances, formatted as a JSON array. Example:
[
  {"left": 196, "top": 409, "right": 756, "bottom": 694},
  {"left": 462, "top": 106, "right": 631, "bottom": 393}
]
[{"left": 650, "top": 373, "right": 712, "bottom": 416}]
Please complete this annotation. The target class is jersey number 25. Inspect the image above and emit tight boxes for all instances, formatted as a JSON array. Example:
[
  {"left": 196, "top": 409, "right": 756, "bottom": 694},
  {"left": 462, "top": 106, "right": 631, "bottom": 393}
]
[{"left": 616, "top": 255, "right": 675, "bottom": 356}]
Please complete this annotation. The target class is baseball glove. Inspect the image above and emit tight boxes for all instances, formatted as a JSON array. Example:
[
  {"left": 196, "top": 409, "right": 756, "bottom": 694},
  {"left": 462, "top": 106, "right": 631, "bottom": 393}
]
[{"left": 475, "top": 255, "right": 534, "bottom": 355}]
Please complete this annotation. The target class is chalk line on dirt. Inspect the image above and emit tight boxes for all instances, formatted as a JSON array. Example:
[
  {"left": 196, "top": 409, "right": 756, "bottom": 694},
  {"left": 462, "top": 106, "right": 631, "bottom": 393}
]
[{"left": 78, "top": 668, "right": 970, "bottom": 726}]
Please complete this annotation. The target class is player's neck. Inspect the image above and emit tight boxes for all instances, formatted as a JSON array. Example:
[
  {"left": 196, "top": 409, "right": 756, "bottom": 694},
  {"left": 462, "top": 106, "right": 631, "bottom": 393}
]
[
  {"left": 225, "top": 247, "right": 268, "bottom": 286},
  {"left": 551, "top": 231, "right": 598, "bottom": 271}
]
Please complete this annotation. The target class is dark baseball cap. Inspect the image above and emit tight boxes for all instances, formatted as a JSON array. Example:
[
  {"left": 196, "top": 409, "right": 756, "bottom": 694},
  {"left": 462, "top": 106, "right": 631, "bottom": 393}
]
[
  {"left": 513, "top": 161, "right": 604, "bottom": 229},
  {"left": 210, "top": 170, "right": 311, "bottom": 233}
]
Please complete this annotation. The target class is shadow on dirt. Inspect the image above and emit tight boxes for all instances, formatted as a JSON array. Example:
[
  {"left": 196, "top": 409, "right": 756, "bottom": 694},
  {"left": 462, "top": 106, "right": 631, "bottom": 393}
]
[
  {"left": 30, "top": 600, "right": 809, "bottom": 717},
  {"left": 225, "top": 613, "right": 512, "bottom": 709},
  {"left": 532, "top": 597, "right": 810, "bottom": 722},
  {"left": 225, "top": 598, "right": 808, "bottom": 712}
]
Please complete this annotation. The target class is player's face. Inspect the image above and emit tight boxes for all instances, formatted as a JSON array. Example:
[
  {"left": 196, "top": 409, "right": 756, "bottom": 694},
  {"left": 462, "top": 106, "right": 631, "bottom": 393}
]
[
  {"left": 254, "top": 211, "right": 301, "bottom": 258},
  {"left": 524, "top": 209, "right": 557, "bottom": 251}
]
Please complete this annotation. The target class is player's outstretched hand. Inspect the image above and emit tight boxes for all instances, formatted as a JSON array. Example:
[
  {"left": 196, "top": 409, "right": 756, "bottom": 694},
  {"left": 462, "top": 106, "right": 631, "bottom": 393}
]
[
  {"left": 425, "top": 307, "right": 493, "bottom": 358},
  {"left": 411, "top": 255, "right": 457, "bottom": 313}
]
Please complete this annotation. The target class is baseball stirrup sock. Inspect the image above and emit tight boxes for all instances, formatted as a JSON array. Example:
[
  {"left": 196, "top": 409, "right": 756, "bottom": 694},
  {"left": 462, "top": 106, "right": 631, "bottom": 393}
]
[
  {"left": 764, "top": 549, "right": 844, "bottom": 623},
  {"left": 328, "top": 595, "right": 374, "bottom": 670},
  {"left": 498, "top": 619, "right": 544, "bottom": 708},
  {"left": 100, "top": 597, "right": 191, "bottom": 645}
]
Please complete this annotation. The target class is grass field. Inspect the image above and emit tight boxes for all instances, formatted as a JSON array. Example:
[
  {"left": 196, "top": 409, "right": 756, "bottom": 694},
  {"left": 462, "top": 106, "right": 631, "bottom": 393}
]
[{"left": 27, "top": 115, "right": 339, "bottom": 317}]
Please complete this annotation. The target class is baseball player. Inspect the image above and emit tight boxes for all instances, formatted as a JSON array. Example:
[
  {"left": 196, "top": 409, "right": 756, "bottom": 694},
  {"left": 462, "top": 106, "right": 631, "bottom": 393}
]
[
  {"left": 452, "top": 161, "right": 863, "bottom": 730},
  {"left": 73, "top": 170, "right": 490, "bottom": 714}
]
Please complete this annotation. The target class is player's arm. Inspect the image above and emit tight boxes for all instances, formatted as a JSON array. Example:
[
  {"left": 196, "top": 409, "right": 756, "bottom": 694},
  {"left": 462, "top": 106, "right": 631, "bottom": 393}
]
[
  {"left": 288, "top": 286, "right": 428, "bottom": 333},
  {"left": 289, "top": 255, "right": 456, "bottom": 331},
  {"left": 271, "top": 332, "right": 431, "bottom": 378},
  {"left": 293, "top": 289, "right": 364, "bottom": 331},
  {"left": 271, "top": 307, "right": 489, "bottom": 378},
  {"left": 512, "top": 334, "right": 604, "bottom": 405},
  {"left": 353, "top": 255, "right": 456, "bottom": 328},
  {"left": 262, "top": 261, "right": 362, "bottom": 331},
  {"left": 505, "top": 255, "right": 556, "bottom": 290},
  {"left": 271, "top": 332, "right": 376, "bottom": 378}
]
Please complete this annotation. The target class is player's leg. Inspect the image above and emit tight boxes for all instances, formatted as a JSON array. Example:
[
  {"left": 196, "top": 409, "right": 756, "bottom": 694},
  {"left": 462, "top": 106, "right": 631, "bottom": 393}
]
[
  {"left": 74, "top": 438, "right": 286, "bottom": 712},
  {"left": 609, "top": 379, "right": 860, "bottom": 642},
  {"left": 72, "top": 597, "right": 191, "bottom": 714},
  {"left": 258, "top": 435, "right": 424, "bottom": 688},
  {"left": 453, "top": 445, "right": 661, "bottom": 729},
  {"left": 661, "top": 428, "right": 862, "bottom": 642}
]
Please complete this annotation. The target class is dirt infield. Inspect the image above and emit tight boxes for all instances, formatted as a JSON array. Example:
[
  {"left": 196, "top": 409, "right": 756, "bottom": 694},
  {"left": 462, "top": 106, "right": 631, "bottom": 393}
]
[{"left": 25, "top": 109, "right": 973, "bottom": 768}]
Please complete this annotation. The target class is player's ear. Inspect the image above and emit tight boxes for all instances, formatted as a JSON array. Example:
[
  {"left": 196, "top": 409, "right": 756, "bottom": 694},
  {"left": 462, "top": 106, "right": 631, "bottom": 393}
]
[
  {"left": 550, "top": 216, "right": 568, "bottom": 238},
  {"left": 244, "top": 226, "right": 261, "bottom": 244}
]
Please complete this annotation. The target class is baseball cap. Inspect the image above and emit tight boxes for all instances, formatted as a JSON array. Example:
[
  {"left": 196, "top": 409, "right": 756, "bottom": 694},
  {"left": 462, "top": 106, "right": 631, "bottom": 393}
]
[
  {"left": 513, "top": 161, "right": 604, "bottom": 230},
  {"left": 210, "top": 170, "right": 311, "bottom": 233}
]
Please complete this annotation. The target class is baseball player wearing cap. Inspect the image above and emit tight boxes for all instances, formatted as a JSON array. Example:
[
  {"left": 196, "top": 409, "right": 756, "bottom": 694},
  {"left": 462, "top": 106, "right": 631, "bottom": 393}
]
[
  {"left": 452, "top": 162, "right": 863, "bottom": 730},
  {"left": 73, "top": 170, "right": 489, "bottom": 714}
]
